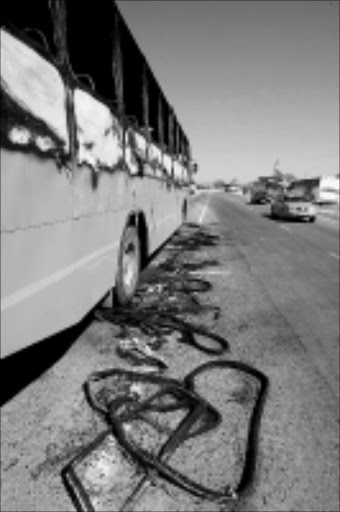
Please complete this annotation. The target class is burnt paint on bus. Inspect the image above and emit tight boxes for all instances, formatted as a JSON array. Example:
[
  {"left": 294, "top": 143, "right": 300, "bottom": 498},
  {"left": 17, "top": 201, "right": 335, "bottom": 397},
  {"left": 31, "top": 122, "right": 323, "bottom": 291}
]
[
  {"left": 1, "top": 89, "right": 69, "bottom": 167},
  {"left": 0, "top": 1, "right": 192, "bottom": 357}
]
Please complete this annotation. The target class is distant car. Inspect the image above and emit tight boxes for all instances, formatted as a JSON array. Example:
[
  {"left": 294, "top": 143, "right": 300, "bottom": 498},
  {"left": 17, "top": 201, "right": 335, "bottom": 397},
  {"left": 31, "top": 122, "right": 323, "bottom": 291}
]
[
  {"left": 270, "top": 194, "right": 317, "bottom": 222},
  {"left": 249, "top": 189, "right": 268, "bottom": 204},
  {"left": 225, "top": 184, "right": 242, "bottom": 194}
]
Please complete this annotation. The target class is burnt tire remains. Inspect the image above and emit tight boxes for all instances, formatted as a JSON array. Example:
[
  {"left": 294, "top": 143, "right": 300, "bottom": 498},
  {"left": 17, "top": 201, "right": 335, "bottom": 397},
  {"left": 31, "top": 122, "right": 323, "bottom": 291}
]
[{"left": 114, "top": 225, "right": 141, "bottom": 306}]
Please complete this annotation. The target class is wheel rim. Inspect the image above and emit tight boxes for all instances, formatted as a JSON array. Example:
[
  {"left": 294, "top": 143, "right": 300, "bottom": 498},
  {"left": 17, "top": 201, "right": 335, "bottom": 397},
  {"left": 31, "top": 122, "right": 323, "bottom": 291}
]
[{"left": 122, "top": 240, "right": 138, "bottom": 294}]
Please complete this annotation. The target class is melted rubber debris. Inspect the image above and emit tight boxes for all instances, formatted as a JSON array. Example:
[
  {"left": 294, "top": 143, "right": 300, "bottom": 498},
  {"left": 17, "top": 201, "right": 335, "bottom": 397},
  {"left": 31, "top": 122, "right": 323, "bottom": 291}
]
[
  {"left": 62, "top": 363, "right": 267, "bottom": 511},
  {"left": 61, "top": 225, "right": 268, "bottom": 511},
  {"left": 95, "top": 224, "right": 229, "bottom": 357}
]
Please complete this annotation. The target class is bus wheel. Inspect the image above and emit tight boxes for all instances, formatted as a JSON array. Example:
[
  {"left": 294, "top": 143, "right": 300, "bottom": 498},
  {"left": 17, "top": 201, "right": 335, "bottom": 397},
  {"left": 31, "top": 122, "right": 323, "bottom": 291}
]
[
  {"left": 182, "top": 200, "right": 188, "bottom": 222},
  {"left": 114, "top": 225, "right": 141, "bottom": 305}
]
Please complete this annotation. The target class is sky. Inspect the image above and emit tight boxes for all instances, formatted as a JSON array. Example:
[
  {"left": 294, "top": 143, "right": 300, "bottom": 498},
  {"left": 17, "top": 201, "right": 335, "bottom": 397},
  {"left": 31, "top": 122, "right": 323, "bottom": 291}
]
[{"left": 117, "top": 1, "right": 339, "bottom": 184}]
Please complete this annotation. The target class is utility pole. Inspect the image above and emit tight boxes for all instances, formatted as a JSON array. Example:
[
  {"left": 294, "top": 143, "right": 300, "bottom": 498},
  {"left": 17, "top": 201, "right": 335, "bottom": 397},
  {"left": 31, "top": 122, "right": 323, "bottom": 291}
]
[{"left": 273, "top": 158, "right": 280, "bottom": 174}]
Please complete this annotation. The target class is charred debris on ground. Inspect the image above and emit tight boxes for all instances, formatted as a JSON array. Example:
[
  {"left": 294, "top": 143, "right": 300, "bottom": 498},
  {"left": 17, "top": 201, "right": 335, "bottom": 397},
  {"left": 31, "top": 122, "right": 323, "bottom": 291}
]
[{"left": 61, "top": 223, "right": 268, "bottom": 511}]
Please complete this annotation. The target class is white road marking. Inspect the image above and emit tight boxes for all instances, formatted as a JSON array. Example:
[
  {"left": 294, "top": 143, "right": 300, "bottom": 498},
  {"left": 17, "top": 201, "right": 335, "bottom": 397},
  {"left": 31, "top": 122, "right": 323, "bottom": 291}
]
[
  {"left": 328, "top": 251, "right": 340, "bottom": 260},
  {"left": 280, "top": 224, "right": 291, "bottom": 233},
  {"left": 198, "top": 195, "right": 210, "bottom": 225}
]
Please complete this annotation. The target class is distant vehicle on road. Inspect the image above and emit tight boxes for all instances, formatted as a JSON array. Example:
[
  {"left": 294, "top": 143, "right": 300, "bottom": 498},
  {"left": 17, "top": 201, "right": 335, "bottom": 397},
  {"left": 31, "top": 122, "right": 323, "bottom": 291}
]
[
  {"left": 249, "top": 188, "right": 269, "bottom": 204},
  {"left": 270, "top": 193, "right": 317, "bottom": 222},
  {"left": 249, "top": 176, "right": 283, "bottom": 204},
  {"left": 289, "top": 176, "right": 339, "bottom": 206},
  {"left": 225, "top": 184, "right": 243, "bottom": 194}
]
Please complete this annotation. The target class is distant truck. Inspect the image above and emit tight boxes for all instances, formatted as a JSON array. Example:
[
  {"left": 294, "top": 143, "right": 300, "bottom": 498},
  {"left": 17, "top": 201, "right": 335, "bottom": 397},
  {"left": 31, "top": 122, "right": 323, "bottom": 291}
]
[
  {"left": 249, "top": 177, "right": 283, "bottom": 204},
  {"left": 289, "top": 176, "right": 339, "bottom": 205},
  {"left": 249, "top": 187, "right": 268, "bottom": 204},
  {"left": 317, "top": 175, "right": 339, "bottom": 204}
]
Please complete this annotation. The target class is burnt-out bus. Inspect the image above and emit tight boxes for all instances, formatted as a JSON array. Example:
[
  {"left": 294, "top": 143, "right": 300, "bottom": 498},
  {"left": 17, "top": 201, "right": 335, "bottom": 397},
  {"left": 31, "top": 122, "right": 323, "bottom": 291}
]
[{"left": 1, "top": 1, "right": 195, "bottom": 357}]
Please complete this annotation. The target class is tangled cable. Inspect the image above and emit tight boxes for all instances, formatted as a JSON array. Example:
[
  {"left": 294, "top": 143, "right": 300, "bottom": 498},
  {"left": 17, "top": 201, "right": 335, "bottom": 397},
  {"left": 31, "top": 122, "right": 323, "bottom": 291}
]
[
  {"left": 96, "top": 308, "right": 229, "bottom": 355},
  {"left": 61, "top": 226, "right": 268, "bottom": 510},
  {"left": 61, "top": 362, "right": 268, "bottom": 511}
]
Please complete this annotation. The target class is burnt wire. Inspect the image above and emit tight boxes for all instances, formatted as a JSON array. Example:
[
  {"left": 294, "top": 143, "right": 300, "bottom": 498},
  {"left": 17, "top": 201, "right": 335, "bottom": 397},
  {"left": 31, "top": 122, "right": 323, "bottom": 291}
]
[
  {"left": 95, "top": 229, "right": 227, "bottom": 354},
  {"left": 93, "top": 226, "right": 225, "bottom": 357},
  {"left": 62, "top": 362, "right": 268, "bottom": 510},
  {"left": 62, "top": 227, "right": 267, "bottom": 509},
  {"left": 61, "top": 430, "right": 111, "bottom": 512},
  {"left": 115, "top": 341, "right": 168, "bottom": 370},
  {"left": 183, "top": 360, "right": 269, "bottom": 495},
  {"left": 63, "top": 369, "right": 221, "bottom": 511},
  {"left": 113, "top": 361, "right": 268, "bottom": 503},
  {"left": 96, "top": 308, "right": 228, "bottom": 355}
]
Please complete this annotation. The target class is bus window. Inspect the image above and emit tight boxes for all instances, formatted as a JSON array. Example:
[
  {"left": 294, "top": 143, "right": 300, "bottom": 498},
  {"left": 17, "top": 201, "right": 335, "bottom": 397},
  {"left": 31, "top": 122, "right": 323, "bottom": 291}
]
[
  {"left": 147, "top": 72, "right": 162, "bottom": 145},
  {"left": 162, "top": 96, "right": 170, "bottom": 151},
  {"left": 141, "top": 63, "right": 149, "bottom": 131},
  {"left": 167, "top": 107, "right": 174, "bottom": 154},
  {"left": 119, "top": 15, "right": 145, "bottom": 127},
  {"left": 157, "top": 95, "right": 164, "bottom": 147},
  {"left": 2, "top": 1, "right": 57, "bottom": 61},
  {"left": 65, "top": 1, "right": 119, "bottom": 104},
  {"left": 173, "top": 120, "right": 181, "bottom": 157}
]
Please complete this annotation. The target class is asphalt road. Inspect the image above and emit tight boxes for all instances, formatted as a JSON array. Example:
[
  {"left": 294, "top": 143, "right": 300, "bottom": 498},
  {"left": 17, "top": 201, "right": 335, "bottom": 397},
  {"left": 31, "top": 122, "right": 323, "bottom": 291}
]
[
  {"left": 1, "top": 191, "right": 339, "bottom": 512},
  {"left": 197, "top": 191, "right": 339, "bottom": 399}
]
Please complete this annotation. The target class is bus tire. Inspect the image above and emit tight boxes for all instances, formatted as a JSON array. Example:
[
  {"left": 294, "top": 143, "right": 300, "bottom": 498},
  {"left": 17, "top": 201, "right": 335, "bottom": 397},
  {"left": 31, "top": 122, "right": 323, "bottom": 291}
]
[
  {"left": 182, "top": 199, "right": 188, "bottom": 223},
  {"left": 114, "top": 225, "right": 141, "bottom": 306}
]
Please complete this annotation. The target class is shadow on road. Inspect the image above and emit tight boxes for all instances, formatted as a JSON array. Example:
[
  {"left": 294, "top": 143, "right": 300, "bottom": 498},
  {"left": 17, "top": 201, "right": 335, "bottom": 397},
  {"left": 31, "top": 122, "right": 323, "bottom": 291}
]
[
  {"left": 0, "top": 312, "right": 94, "bottom": 406},
  {"left": 261, "top": 212, "right": 310, "bottom": 223}
]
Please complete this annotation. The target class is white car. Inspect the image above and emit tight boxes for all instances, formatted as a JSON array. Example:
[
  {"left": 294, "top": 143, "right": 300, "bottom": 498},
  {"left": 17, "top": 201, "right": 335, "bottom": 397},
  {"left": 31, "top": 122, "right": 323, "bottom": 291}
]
[{"left": 270, "top": 194, "right": 317, "bottom": 222}]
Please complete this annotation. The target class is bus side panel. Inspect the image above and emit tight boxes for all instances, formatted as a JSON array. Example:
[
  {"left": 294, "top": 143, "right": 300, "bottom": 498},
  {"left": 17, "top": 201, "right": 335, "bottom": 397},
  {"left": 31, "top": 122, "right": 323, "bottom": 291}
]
[
  {"left": 0, "top": 150, "right": 73, "bottom": 233},
  {"left": 67, "top": 171, "right": 185, "bottom": 330},
  {"left": 1, "top": 28, "right": 72, "bottom": 232},
  {"left": 69, "top": 210, "right": 125, "bottom": 315},
  {"left": 0, "top": 26, "right": 190, "bottom": 358},
  {"left": 0, "top": 211, "right": 126, "bottom": 358},
  {"left": 0, "top": 28, "right": 76, "bottom": 357},
  {"left": 1, "top": 222, "right": 75, "bottom": 357},
  {"left": 134, "top": 177, "right": 184, "bottom": 254},
  {"left": 71, "top": 86, "right": 186, "bottom": 254}
]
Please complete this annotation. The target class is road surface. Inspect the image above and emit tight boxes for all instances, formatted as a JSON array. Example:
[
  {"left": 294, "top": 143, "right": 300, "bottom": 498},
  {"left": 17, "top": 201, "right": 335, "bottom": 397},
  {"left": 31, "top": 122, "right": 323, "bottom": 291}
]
[
  {"left": 196, "top": 191, "right": 339, "bottom": 399},
  {"left": 1, "top": 192, "right": 339, "bottom": 512}
]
